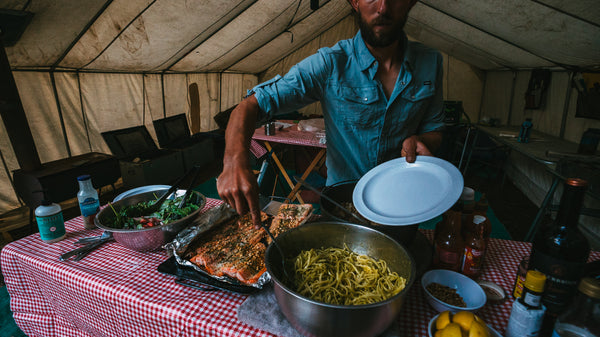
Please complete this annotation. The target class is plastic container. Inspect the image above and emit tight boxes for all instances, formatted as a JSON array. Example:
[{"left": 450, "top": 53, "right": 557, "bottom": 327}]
[
  {"left": 35, "top": 200, "right": 66, "bottom": 243},
  {"left": 77, "top": 174, "right": 100, "bottom": 229}
]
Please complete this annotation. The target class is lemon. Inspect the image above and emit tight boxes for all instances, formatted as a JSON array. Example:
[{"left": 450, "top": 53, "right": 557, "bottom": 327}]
[
  {"left": 439, "top": 323, "right": 463, "bottom": 337},
  {"left": 436, "top": 311, "right": 452, "bottom": 330},
  {"left": 468, "top": 320, "right": 490, "bottom": 337},
  {"left": 452, "top": 311, "right": 476, "bottom": 332}
]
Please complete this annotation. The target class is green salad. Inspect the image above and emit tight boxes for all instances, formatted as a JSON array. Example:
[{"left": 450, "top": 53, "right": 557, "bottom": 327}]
[{"left": 109, "top": 195, "right": 200, "bottom": 229}]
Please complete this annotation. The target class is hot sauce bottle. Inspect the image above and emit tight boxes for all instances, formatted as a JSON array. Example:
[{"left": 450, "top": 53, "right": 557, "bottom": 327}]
[
  {"left": 433, "top": 210, "right": 464, "bottom": 272},
  {"left": 461, "top": 215, "right": 488, "bottom": 279}
]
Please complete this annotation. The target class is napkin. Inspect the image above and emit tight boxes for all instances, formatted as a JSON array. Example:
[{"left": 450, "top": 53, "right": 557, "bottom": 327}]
[{"left": 237, "top": 284, "right": 401, "bottom": 337}]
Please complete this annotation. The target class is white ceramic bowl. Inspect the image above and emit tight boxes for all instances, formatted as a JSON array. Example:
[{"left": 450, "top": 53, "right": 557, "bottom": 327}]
[
  {"left": 421, "top": 269, "right": 486, "bottom": 313},
  {"left": 428, "top": 313, "right": 502, "bottom": 337}
]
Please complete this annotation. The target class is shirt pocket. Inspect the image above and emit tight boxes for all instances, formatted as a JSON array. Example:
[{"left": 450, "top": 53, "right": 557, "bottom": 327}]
[
  {"left": 332, "top": 85, "right": 380, "bottom": 128},
  {"left": 396, "top": 81, "right": 436, "bottom": 125}
]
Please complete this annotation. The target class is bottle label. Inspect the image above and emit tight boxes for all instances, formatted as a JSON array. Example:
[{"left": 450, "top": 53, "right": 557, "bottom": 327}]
[
  {"left": 461, "top": 246, "right": 485, "bottom": 276},
  {"left": 522, "top": 291, "right": 542, "bottom": 308},
  {"left": 530, "top": 250, "right": 586, "bottom": 313},
  {"left": 79, "top": 197, "right": 100, "bottom": 217},
  {"left": 434, "top": 244, "right": 461, "bottom": 271},
  {"left": 505, "top": 300, "right": 545, "bottom": 337},
  {"left": 36, "top": 212, "right": 66, "bottom": 242}
]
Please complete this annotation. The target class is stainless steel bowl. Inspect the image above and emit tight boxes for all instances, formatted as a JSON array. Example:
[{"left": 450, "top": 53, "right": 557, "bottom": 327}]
[
  {"left": 265, "top": 222, "right": 416, "bottom": 337},
  {"left": 94, "top": 188, "right": 206, "bottom": 251},
  {"left": 320, "top": 181, "right": 418, "bottom": 246}
]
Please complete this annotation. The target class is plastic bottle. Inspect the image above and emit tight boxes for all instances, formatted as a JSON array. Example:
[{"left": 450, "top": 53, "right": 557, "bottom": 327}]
[
  {"left": 77, "top": 174, "right": 100, "bottom": 230},
  {"left": 518, "top": 118, "right": 533, "bottom": 143},
  {"left": 433, "top": 210, "right": 464, "bottom": 272},
  {"left": 35, "top": 200, "right": 66, "bottom": 243},
  {"left": 460, "top": 215, "right": 488, "bottom": 279},
  {"left": 506, "top": 270, "right": 547, "bottom": 337},
  {"left": 552, "top": 277, "right": 600, "bottom": 337}
]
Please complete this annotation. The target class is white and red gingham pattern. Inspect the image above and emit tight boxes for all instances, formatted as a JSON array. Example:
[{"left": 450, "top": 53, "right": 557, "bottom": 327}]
[
  {"left": 2, "top": 200, "right": 599, "bottom": 337},
  {"left": 252, "top": 121, "right": 326, "bottom": 149}
]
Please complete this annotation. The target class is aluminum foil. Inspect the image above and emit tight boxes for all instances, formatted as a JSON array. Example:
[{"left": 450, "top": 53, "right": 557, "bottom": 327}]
[{"left": 164, "top": 203, "right": 271, "bottom": 289}]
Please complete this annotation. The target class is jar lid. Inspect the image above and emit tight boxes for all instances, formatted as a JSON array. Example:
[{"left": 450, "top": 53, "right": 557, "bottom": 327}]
[
  {"left": 77, "top": 174, "right": 91, "bottom": 181},
  {"left": 477, "top": 280, "right": 506, "bottom": 303},
  {"left": 578, "top": 277, "right": 600, "bottom": 299},
  {"left": 524, "top": 270, "right": 546, "bottom": 293}
]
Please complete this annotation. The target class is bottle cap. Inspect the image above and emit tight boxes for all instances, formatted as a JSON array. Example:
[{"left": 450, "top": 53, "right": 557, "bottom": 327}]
[
  {"left": 578, "top": 277, "right": 600, "bottom": 300},
  {"left": 77, "top": 174, "right": 91, "bottom": 181},
  {"left": 460, "top": 187, "right": 475, "bottom": 201},
  {"left": 524, "top": 270, "right": 546, "bottom": 293},
  {"left": 566, "top": 178, "right": 588, "bottom": 187},
  {"left": 473, "top": 215, "right": 487, "bottom": 224}
]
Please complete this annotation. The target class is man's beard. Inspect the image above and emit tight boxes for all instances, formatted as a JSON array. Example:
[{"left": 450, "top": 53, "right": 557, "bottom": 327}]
[{"left": 358, "top": 11, "right": 406, "bottom": 48}]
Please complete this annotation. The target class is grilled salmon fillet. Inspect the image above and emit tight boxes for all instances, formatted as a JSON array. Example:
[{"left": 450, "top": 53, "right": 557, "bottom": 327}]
[
  {"left": 190, "top": 211, "right": 268, "bottom": 283},
  {"left": 267, "top": 203, "right": 313, "bottom": 243}
]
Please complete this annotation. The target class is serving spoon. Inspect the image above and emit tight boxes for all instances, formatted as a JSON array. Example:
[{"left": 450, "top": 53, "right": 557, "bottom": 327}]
[{"left": 259, "top": 219, "right": 291, "bottom": 282}]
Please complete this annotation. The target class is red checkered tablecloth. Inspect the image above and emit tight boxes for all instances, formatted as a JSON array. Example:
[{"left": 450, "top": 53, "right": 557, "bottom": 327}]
[
  {"left": 2, "top": 199, "right": 599, "bottom": 337},
  {"left": 251, "top": 121, "right": 326, "bottom": 149}
]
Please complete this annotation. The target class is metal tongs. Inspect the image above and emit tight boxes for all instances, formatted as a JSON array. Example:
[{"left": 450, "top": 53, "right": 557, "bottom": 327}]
[
  {"left": 143, "top": 164, "right": 203, "bottom": 214},
  {"left": 293, "top": 175, "right": 370, "bottom": 226},
  {"left": 60, "top": 232, "right": 114, "bottom": 262}
]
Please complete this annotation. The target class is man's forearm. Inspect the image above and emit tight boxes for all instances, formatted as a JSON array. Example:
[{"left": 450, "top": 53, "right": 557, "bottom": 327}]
[{"left": 223, "top": 95, "right": 261, "bottom": 168}]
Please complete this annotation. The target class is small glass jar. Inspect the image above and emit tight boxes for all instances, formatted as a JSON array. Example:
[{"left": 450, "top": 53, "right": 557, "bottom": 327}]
[{"left": 552, "top": 277, "right": 600, "bottom": 337}]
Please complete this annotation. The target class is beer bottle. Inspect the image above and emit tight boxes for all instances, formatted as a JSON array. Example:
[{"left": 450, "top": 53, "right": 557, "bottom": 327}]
[{"left": 528, "top": 178, "right": 590, "bottom": 335}]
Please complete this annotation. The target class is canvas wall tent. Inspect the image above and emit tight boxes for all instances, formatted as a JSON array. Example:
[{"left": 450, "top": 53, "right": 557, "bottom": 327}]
[{"left": 1, "top": 0, "right": 599, "bottom": 235}]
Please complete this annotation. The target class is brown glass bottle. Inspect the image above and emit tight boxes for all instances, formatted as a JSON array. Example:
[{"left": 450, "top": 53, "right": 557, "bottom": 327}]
[
  {"left": 528, "top": 178, "right": 591, "bottom": 336},
  {"left": 433, "top": 210, "right": 464, "bottom": 272}
]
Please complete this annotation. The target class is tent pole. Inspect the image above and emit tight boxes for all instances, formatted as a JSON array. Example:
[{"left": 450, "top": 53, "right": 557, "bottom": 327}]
[
  {"left": 50, "top": 71, "right": 71, "bottom": 157},
  {"left": 559, "top": 72, "right": 573, "bottom": 139},
  {"left": 0, "top": 38, "right": 41, "bottom": 171},
  {"left": 506, "top": 71, "right": 517, "bottom": 126}
]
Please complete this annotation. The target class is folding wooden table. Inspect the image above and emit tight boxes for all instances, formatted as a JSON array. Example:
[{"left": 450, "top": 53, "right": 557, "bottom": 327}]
[{"left": 251, "top": 121, "right": 326, "bottom": 203}]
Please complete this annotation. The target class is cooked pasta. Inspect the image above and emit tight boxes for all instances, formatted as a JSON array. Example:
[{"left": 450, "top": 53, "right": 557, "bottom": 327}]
[{"left": 293, "top": 244, "right": 407, "bottom": 305}]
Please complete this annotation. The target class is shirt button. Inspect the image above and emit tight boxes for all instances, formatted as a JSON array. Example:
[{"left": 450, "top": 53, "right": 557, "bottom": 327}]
[
  {"left": 400, "top": 81, "right": 405, "bottom": 85},
  {"left": 411, "top": 95, "right": 415, "bottom": 99},
  {"left": 364, "top": 97, "right": 368, "bottom": 101}
]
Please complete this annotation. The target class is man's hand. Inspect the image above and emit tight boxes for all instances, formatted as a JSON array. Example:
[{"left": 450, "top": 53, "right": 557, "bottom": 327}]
[
  {"left": 217, "top": 162, "right": 262, "bottom": 228},
  {"left": 401, "top": 131, "right": 442, "bottom": 163},
  {"left": 401, "top": 135, "right": 432, "bottom": 163}
]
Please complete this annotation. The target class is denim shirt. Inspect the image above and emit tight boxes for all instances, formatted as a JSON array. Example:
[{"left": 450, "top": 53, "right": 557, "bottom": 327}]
[{"left": 251, "top": 31, "right": 445, "bottom": 185}]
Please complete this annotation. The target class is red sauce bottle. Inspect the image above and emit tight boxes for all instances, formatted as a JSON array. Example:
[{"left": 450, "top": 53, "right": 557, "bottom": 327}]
[{"left": 461, "top": 215, "right": 488, "bottom": 279}]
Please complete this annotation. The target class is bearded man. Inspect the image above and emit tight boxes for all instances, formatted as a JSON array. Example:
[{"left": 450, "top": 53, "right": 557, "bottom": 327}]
[{"left": 217, "top": 0, "right": 445, "bottom": 227}]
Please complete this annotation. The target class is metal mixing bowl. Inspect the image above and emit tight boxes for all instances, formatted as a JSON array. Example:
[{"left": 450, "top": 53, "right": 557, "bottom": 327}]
[
  {"left": 265, "top": 221, "right": 416, "bottom": 337},
  {"left": 95, "top": 188, "right": 206, "bottom": 251},
  {"left": 320, "top": 181, "right": 418, "bottom": 246}
]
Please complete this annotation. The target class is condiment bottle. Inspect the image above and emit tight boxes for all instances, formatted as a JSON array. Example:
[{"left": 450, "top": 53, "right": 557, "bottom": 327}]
[
  {"left": 529, "top": 178, "right": 590, "bottom": 334},
  {"left": 518, "top": 118, "right": 533, "bottom": 143},
  {"left": 433, "top": 210, "right": 464, "bottom": 272},
  {"left": 506, "top": 270, "right": 547, "bottom": 337},
  {"left": 35, "top": 200, "right": 66, "bottom": 243},
  {"left": 552, "top": 277, "right": 600, "bottom": 337},
  {"left": 77, "top": 174, "right": 100, "bottom": 230},
  {"left": 460, "top": 215, "right": 487, "bottom": 279},
  {"left": 513, "top": 256, "right": 529, "bottom": 299}
]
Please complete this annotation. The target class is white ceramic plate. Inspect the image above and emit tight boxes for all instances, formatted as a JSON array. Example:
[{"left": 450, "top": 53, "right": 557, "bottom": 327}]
[
  {"left": 113, "top": 185, "right": 171, "bottom": 202},
  {"left": 352, "top": 156, "right": 463, "bottom": 226},
  {"left": 428, "top": 314, "right": 502, "bottom": 337}
]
